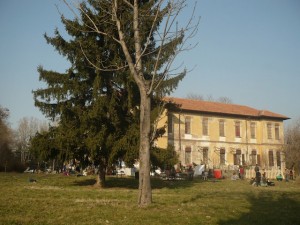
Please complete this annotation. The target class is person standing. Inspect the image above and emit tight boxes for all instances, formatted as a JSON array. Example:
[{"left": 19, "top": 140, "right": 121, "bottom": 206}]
[
  {"left": 285, "top": 168, "right": 289, "bottom": 182},
  {"left": 289, "top": 169, "right": 294, "bottom": 180},
  {"left": 255, "top": 170, "right": 261, "bottom": 186},
  {"left": 254, "top": 164, "right": 260, "bottom": 186},
  {"left": 239, "top": 166, "right": 244, "bottom": 180},
  {"left": 254, "top": 164, "right": 259, "bottom": 173}
]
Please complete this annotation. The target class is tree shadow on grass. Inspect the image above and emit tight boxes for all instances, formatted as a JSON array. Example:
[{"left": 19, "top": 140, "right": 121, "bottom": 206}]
[
  {"left": 72, "top": 176, "right": 203, "bottom": 189},
  {"left": 218, "top": 192, "right": 300, "bottom": 225},
  {"left": 73, "top": 178, "right": 96, "bottom": 186},
  {"left": 105, "top": 176, "right": 211, "bottom": 189}
]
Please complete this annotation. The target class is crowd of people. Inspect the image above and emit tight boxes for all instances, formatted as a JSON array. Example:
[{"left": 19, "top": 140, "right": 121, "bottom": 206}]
[{"left": 249, "top": 164, "right": 295, "bottom": 187}]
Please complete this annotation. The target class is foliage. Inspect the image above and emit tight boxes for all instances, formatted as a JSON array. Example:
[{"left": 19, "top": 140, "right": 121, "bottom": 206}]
[
  {"left": 30, "top": 127, "right": 60, "bottom": 162},
  {"left": 0, "top": 106, "right": 11, "bottom": 147},
  {"left": 0, "top": 106, "right": 13, "bottom": 171},
  {"left": 151, "top": 145, "right": 178, "bottom": 170},
  {"left": 33, "top": 1, "right": 142, "bottom": 185}
]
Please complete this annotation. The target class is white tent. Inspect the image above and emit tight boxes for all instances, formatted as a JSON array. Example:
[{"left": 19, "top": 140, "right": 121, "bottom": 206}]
[{"left": 193, "top": 165, "right": 205, "bottom": 177}]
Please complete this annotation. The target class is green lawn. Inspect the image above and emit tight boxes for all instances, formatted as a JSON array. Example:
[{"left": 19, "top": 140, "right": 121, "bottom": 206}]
[{"left": 0, "top": 173, "right": 299, "bottom": 225}]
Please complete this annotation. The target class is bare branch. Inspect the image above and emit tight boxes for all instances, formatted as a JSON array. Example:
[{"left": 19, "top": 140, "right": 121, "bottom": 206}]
[
  {"left": 79, "top": 42, "right": 128, "bottom": 72},
  {"left": 123, "top": 0, "right": 134, "bottom": 9},
  {"left": 61, "top": 0, "right": 80, "bottom": 21},
  {"left": 148, "top": 0, "right": 199, "bottom": 94},
  {"left": 140, "top": 0, "right": 164, "bottom": 57},
  {"left": 112, "top": 0, "right": 144, "bottom": 87}
]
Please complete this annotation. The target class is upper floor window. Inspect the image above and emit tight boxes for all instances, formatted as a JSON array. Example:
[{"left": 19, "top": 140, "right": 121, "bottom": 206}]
[
  {"left": 185, "top": 117, "right": 191, "bottom": 134},
  {"left": 250, "top": 122, "right": 256, "bottom": 139},
  {"left": 202, "top": 118, "right": 208, "bottom": 136},
  {"left": 267, "top": 123, "right": 272, "bottom": 139},
  {"left": 168, "top": 113, "right": 173, "bottom": 133},
  {"left": 275, "top": 124, "right": 280, "bottom": 140},
  {"left": 219, "top": 120, "right": 225, "bottom": 137},
  {"left": 235, "top": 121, "right": 241, "bottom": 137}
]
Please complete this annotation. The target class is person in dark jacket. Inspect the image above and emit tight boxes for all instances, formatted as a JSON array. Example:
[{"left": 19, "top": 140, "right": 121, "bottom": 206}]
[{"left": 255, "top": 170, "right": 261, "bottom": 186}]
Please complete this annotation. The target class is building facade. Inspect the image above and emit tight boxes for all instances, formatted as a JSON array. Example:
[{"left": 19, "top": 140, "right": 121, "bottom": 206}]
[{"left": 156, "top": 97, "right": 289, "bottom": 174}]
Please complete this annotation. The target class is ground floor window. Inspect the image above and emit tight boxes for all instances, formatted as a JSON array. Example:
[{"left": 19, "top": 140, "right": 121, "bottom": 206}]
[
  {"left": 257, "top": 154, "right": 261, "bottom": 166},
  {"left": 242, "top": 154, "right": 245, "bottom": 165},
  {"left": 269, "top": 150, "right": 274, "bottom": 167},
  {"left": 234, "top": 149, "right": 241, "bottom": 165},
  {"left": 203, "top": 147, "right": 208, "bottom": 164},
  {"left": 185, "top": 146, "right": 191, "bottom": 165},
  {"left": 251, "top": 150, "right": 257, "bottom": 166},
  {"left": 276, "top": 151, "right": 281, "bottom": 168},
  {"left": 220, "top": 148, "right": 225, "bottom": 165}
]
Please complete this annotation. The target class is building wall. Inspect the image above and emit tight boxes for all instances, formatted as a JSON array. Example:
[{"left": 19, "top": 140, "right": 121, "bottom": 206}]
[{"left": 156, "top": 109, "right": 286, "bottom": 171}]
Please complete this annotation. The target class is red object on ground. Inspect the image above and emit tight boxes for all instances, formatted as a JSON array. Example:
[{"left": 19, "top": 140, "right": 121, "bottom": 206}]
[{"left": 214, "top": 169, "right": 222, "bottom": 179}]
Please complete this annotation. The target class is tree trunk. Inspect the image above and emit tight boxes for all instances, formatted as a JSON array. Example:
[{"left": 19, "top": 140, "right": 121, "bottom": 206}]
[
  {"left": 95, "top": 159, "right": 106, "bottom": 188},
  {"left": 138, "top": 92, "right": 152, "bottom": 206}
]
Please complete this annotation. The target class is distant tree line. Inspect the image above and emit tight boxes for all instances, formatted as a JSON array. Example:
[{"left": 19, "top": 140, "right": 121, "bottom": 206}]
[
  {"left": 0, "top": 106, "right": 14, "bottom": 172},
  {"left": 0, "top": 105, "right": 51, "bottom": 172}
]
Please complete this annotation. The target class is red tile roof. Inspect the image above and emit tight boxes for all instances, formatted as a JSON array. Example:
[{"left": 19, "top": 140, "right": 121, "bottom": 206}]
[{"left": 164, "top": 97, "right": 289, "bottom": 120}]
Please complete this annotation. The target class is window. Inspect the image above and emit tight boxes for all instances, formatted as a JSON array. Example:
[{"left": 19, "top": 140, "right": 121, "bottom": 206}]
[
  {"left": 250, "top": 122, "right": 256, "bottom": 139},
  {"left": 268, "top": 150, "right": 274, "bottom": 167},
  {"left": 203, "top": 147, "right": 208, "bottom": 164},
  {"left": 276, "top": 151, "right": 281, "bottom": 168},
  {"left": 251, "top": 150, "right": 257, "bottom": 166},
  {"left": 267, "top": 123, "right": 272, "bottom": 139},
  {"left": 242, "top": 154, "right": 245, "bottom": 165},
  {"left": 275, "top": 124, "right": 280, "bottom": 140},
  {"left": 220, "top": 148, "right": 225, "bottom": 165},
  {"left": 185, "top": 146, "right": 191, "bottom": 165},
  {"left": 168, "top": 113, "right": 173, "bottom": 133},
  {"left": 202, "top": 118, "right": 208, "bottom": 136},
  {"left": 219, "top": 120, "right": 225, "bottom": 137},
  {"left": 257, "top": 154, "right": 261, "bottom": 166},
  {"left": 185, "top": 117, "right": 191, "bottom": 134},
  {"left": 234, "top": 149, "right": 241, "bottom": 165},
  {"left": 235, "top": 121, "right": 241, "bottom": 137}
]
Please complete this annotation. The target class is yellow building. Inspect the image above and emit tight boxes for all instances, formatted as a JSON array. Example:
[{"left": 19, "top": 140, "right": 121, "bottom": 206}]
[{"left": 156, "top": 97, "right": 289, "bottom": 174}]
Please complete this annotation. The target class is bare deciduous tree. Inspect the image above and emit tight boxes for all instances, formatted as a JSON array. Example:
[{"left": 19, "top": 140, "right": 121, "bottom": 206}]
[
  {"left": 16, "top": 117, "right": 48, "bottom": 163},
  {"left": 217, "top": 96, "right": 232, "bottom": 104},
  {"left": 187, "top": 93, "right": 233, "bottom": 104},
  {"left": 284, "top": 119, "right": 300, "bottom": 176}
]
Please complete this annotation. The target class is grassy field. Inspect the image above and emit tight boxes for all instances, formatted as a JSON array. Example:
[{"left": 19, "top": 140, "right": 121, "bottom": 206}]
[{"left": 0, "top": 173, "right": 299, "bottom": 225}]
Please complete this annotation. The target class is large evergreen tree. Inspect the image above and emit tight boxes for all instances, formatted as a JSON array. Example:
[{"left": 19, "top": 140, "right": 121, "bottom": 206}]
[
  {"left": 33, "top": 1, "right": 140, "bottom": 186},
  {"left": 33, "top": 0, "right": 197, "bottom": 205}
]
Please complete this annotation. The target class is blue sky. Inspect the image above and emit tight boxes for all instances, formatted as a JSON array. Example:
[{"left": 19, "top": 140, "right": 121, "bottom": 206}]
[{"left": 0, "top": 0, "right": 299, "bottom": 129}]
